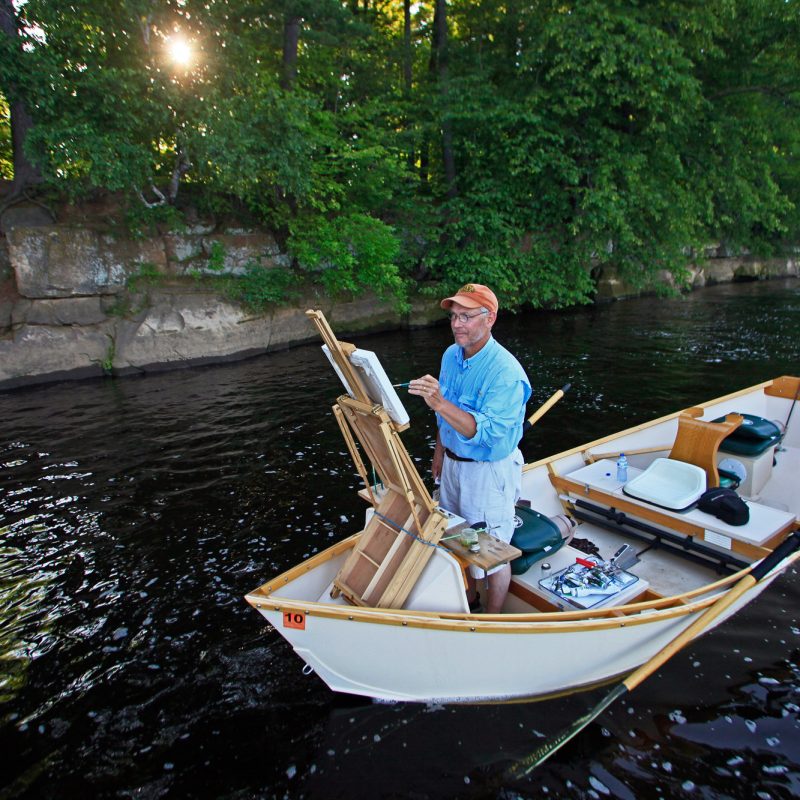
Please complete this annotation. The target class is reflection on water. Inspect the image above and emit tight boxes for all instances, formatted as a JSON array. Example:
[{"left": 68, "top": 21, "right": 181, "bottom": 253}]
[{"left": 0, "top": 279, "right": 799, "bottom": 798}]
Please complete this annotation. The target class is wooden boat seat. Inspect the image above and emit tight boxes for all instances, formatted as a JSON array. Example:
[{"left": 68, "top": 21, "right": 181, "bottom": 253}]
[{"left": 668, "top": 410, "right": 743, "bottom": 488}]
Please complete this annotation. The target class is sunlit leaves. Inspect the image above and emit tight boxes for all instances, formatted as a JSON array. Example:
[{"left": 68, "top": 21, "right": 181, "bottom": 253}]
[{"left": 0, "top": 93, "right": 11, "bottom": 178}]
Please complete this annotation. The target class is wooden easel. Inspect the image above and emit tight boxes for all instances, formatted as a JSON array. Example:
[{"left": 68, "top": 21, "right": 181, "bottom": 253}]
[{"left": 306, "top": 310, "right": 448, "bottom": 609}]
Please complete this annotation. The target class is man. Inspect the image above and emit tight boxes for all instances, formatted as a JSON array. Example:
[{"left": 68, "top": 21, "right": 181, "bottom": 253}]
[{"left": 408, "top": 283, "right": 531, "bottom": 613}]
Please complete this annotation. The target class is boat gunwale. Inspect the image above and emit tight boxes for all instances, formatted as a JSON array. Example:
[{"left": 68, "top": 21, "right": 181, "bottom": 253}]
[
  {"left": 522, "top": 378, "right": 780, "bottom": 474},
  {"left": 245, "top": 549, "right": 800, "bottom": 633}
]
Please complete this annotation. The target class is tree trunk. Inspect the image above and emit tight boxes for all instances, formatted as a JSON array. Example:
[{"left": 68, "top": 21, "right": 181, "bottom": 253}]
[
  {"left": 0, "top": 0, "right": 43, "bottom": 195},
  {"left": 403, "top": 0, "right": 415, "bottom": 172},
  {"left": 8, "top": 100, "right": 41, "bottom": 191},
  {"left": 403, "top": 1, "right": 413, "bottom": 93},
  {"left": 432, "top": 0, "right": 456, "bottom": 198},
  {"left": 281, "top": 15, "right": 302, "bottom": 91}
]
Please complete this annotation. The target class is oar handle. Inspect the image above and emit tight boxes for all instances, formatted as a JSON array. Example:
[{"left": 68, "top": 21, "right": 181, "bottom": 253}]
[
  {"left": 623, "top": 530, "right": 800, "bottom": 693},
  {"left": 522, "top": 383, "right": 571, "bottom": 435},
  {"left": 751, "top": 529, "right": 800, "bottom": 580}
]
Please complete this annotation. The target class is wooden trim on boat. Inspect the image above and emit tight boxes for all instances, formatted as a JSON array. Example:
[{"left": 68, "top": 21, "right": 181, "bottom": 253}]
[
  {"left": 247, "top": 522, "right": 790, "bottom": 615},
  {"left": 246, "top": 541, "right": 800, "bottom": 635},
  {"left": 523, "top": 379, "right": 778, "bottom": 474},
  {"left": 247, "top": 590, "right": 729, "bottom": 634},
  {"left": 585, "top": 444, "right": 671, "bottom": 463},
  {"left": 508, "top": 580, "right": 562, "bottom": 612},
  {"left": 247, "top": 533, "right": 361, "bottom": 599},
  {"left": 546, "top": 461, "right": 575, "bottom": 519},
  {"left": 765, "top": 375, "right": 800, "bottom": 399}
]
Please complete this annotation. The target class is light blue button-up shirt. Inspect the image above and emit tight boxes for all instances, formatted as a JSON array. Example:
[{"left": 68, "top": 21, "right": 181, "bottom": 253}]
[{"left": 437, "top": 336, "right": 532, "bottom": 462}]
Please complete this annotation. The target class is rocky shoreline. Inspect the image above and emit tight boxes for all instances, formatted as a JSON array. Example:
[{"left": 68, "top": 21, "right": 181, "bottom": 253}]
[{"left": 1, "top": 217, "right": 797, "bottom": 391}]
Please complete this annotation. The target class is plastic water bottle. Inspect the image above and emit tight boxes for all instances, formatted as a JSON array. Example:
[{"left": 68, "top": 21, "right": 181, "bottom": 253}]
[{"left": 616, "top": 453, "right": 628, "bottom": 482}]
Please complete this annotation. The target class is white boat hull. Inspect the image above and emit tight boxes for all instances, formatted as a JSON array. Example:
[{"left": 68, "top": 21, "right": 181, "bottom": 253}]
[{"left": 251, "top": 569, "right": 786, "bottom": 703}]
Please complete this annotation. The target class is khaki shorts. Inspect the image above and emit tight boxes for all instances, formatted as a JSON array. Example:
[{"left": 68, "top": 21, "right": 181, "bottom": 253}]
[{"left": 438, "top": 448, "right": 523, "bottom": 577}]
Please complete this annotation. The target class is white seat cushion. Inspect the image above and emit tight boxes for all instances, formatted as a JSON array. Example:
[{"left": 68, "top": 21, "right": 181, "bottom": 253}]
[{"left": 622, "top": 458, "right": 707, "bottom": 510}]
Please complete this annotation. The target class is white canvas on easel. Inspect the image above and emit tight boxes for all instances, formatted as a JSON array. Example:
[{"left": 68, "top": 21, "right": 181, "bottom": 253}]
[{"left": 322, "top": 344, "right": 410, "bottom": 427}]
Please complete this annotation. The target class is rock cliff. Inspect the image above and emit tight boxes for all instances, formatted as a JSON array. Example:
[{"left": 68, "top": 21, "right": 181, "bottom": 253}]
[{"left": 0, "top": 215, "right": 797, "bottom": 391}]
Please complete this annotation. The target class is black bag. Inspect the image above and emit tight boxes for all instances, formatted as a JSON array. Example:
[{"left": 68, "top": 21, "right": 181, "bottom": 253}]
[{"left": 696, "top": 487, "right": 750, "bottom": 526}]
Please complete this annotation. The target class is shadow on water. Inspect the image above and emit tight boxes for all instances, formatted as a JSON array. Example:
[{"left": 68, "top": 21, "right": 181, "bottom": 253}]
[{"left": 1, "top": 279, "right": 799, "bottom": 798}]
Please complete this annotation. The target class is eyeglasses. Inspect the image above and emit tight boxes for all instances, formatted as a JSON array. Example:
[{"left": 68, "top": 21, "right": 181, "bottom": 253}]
[{"left": 447, "top": 310, "right": 488, "bottom": 324}]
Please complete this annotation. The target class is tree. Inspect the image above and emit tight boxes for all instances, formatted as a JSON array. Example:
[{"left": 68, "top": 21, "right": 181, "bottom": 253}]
[
  {"left": 413, "top": 0, "right": 799, "bottom": 305},
  {"left": 0, "top": 0, "right": 797, "bottom": 309},
  {"left": 0, "top": 0, "right": 44, "bottom": 197},
  {"left": 431, "top": 0, "right": 456, "bottom": 198}
]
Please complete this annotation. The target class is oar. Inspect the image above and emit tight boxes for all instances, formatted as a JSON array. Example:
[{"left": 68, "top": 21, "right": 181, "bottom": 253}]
[
  {"left": 522, "top": 383, "right": 571, "bottom": 436},
  {"left": 504, "top": 529, "right": 800, "bottom": 779}
]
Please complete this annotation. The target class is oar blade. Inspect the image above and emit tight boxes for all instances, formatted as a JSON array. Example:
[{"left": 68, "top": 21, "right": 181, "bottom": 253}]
[{"left": 504, "top": 683, "right": 627, "bottom": 780}]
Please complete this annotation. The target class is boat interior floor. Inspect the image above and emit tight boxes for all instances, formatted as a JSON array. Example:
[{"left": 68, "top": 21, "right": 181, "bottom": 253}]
[{"left": 503, "top": 444, "right": 799, "bottom": 615}]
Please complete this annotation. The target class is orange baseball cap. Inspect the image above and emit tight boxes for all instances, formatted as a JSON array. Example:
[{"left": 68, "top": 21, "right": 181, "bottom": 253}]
[{"left": 440, "top": 283, "right": 498, "bottom": 314}]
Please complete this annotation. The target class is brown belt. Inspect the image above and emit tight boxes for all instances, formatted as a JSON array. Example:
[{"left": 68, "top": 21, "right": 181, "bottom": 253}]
[{"left": 444, "top": 447, "right": 476, "bottom": 463}]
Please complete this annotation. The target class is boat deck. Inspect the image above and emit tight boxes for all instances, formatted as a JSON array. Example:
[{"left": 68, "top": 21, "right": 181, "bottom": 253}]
[
  {"left": 506, "top": 520, "right": 715, "bottom": 613},
  {"left": 561, "top": 521, "right": 718, "bottom": 596}
]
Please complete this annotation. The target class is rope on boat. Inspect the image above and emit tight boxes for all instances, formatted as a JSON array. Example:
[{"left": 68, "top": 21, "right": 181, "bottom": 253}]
[{"left": 781, "top": 381, "right": 800, "bottom": 441}]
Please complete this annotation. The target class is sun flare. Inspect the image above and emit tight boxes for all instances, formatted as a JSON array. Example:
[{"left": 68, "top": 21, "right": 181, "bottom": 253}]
[{"left": 168, "top": 37, "right": 193, "bottom": 67}]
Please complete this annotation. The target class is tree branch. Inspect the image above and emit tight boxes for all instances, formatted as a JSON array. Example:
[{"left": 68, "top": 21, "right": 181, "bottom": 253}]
[{"left": 136, "top": 184, "right": 167, "bottom": 208}]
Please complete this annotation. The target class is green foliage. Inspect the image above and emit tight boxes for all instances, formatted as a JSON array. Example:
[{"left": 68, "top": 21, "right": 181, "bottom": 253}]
[
  {"left": 2, "top": 0, "right": 798, "bottom": 310},
  {"left": 101, "top": 337, "right": 115, "bottom": 374},
  {"left": 126, "top": 262, "right": 162, "bottom": 292},
  {"left": 105, "top": 295, "right": 133, "bottom": 318},
  {"left": 207, "top": 241, "right": 226, "bottom": 273},
  {"left": 0, "top": 94, "right": 11, "bottom": 180},
  {"left": 124, "top": 203, "right": 186, "bottom": 240},
  {"left": 191, "top": 83, "right": 319, "bottom": 225},
  {"left": 221, "top": 264, "right": 300, "bottom": 312},
  {"left": 289, "top": 212, "right": 405, "bottom": 303}
]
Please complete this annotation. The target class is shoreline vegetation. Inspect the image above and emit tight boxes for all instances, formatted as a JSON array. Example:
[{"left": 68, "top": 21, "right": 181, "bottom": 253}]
[
  {"left": 2, "top": 1, "right": 798, "bottom": 389},
  {"left": 0, "top": 207, "right": 797, "bottom": 392}
]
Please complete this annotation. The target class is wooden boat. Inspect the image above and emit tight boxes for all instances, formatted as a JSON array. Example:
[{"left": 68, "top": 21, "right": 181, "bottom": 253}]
[{"left": 245, "top": 311, "right": 800, "bottom": 704}]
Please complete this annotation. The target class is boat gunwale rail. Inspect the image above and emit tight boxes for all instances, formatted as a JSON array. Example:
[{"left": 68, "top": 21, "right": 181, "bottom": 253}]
[
  {"left": 245, "top": 550, "right": 800, "bottom": 633},
  {"left": 522, "top": 378, "right": 781, "bottom": 475}
]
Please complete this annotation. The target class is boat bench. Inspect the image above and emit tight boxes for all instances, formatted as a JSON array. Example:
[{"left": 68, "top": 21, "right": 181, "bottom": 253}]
[{"left": 552, "top": 459, "right": 797, "bottom": 561}]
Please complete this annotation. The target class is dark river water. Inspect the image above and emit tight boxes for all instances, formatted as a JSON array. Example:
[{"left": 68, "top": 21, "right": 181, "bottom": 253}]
[{"left": 2, "top": 279, "right": 800, "bottom": 799}]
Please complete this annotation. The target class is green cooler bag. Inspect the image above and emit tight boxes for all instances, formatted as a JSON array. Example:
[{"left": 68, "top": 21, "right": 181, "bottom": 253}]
[{"left": 510, "top": 505, "right": 565, "bottom": 575}]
